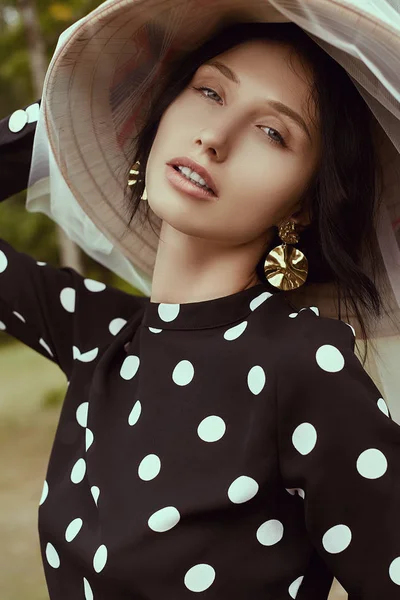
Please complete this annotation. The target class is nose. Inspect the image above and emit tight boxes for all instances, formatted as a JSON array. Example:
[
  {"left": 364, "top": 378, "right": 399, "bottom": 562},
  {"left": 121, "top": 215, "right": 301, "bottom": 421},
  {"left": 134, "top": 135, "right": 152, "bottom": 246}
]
[{"left": 194, "top": 119, "right": 235, "bottom": 161}]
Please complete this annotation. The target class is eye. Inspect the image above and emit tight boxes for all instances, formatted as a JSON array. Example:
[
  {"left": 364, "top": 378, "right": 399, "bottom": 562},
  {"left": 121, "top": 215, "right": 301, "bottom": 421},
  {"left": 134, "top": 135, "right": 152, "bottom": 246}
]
[
  {"left": 192, "top": 86, "right": 287, "bottom": 148},
  {"left": 193, "top": 86, "right": 222, "bottom": 103},
  {"left": 260, "top": 126, "right": 287, "bottom": 148}
]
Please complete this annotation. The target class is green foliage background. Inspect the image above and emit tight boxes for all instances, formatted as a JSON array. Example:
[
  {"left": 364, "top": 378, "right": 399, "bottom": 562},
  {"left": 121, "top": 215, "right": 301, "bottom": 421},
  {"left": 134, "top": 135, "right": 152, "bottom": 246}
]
[
  {"left": 0, "top": 1, "right": 102, "bottom": 113},
  {"left": 0, "top": 0, "right": 144, "bottom": 347}
]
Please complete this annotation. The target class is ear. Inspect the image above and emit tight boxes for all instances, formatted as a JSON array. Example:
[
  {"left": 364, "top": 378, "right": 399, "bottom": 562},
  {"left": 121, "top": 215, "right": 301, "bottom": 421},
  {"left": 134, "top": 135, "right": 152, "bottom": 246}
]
[{"left": 291, "top": 199, "right": 313, "bottom": 231}]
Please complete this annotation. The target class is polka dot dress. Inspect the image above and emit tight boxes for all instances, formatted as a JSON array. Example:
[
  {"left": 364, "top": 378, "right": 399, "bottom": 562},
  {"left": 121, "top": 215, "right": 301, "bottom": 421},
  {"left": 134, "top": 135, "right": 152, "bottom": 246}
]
[{"left": 1, "top": 237, "right": 400, "bottom": 599}]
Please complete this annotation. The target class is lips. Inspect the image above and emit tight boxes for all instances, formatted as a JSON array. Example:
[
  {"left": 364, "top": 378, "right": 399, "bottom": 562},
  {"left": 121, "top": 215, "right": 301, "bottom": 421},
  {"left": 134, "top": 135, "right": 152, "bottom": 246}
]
[{"left": 167, "top": 157, "right": 218, "bottom": 196}]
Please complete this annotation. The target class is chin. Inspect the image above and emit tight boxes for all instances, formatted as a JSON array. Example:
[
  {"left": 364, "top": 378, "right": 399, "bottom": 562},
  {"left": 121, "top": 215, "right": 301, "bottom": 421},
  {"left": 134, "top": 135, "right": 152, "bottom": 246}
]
[{"left": 150, "top": 189, "right": 202, "bottom": 227}]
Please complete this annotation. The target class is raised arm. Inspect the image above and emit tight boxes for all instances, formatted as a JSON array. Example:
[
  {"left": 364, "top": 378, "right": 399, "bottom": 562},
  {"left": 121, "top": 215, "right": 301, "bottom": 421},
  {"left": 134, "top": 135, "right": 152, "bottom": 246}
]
[
  {"left": 0, "top": 100, "right": 41, "bottom": 201},
  {"left": 0, "top": 101, "right": 146, "bottom": 379}
]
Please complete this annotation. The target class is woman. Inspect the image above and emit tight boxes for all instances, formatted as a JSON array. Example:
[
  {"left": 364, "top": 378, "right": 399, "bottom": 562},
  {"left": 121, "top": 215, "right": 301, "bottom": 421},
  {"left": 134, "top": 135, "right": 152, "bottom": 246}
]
[{"left": 1, "top": 1, "right": 400, "bottom": 598}]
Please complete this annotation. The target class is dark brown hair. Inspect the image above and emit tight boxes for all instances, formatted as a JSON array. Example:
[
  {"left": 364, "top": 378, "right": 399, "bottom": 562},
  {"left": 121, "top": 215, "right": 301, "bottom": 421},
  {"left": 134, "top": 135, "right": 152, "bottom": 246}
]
[{"left": 123, "top": 20, "right": 397, "bottom": 366}]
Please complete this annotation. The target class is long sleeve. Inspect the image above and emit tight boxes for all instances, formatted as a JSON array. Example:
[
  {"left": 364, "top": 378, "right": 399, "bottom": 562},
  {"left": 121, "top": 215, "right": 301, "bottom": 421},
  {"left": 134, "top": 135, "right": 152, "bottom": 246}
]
[
  {"left": 0, "top": 236, "right": 149, "bottom": 380},
  {"left": 0, "top": 100, "right": 40, "bottom": 201},
  {"left": 275, "top": 309, "right": 400, "bottom": 599},
  {"left": 0, "top": 100, "right": 149, "bottom": 379},
  {"left": 0, "top": 236, "right": 84, "bottom": 378}
]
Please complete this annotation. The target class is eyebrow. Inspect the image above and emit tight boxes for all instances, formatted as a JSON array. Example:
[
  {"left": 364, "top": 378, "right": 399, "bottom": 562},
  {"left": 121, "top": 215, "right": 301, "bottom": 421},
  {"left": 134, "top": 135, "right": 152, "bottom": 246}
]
[{"left": 204, "top": 60, "right": 312, "bottom": 143}]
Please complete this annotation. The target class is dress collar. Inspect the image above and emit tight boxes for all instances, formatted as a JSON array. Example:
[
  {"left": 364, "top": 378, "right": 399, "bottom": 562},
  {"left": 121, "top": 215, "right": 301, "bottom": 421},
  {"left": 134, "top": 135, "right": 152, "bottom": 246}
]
[{"left": 142, "top": 282, "right": 281, "bottom": 331}]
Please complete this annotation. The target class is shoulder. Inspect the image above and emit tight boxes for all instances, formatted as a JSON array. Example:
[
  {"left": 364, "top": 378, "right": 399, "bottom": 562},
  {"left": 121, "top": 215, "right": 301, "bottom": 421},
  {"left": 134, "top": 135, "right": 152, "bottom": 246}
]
[
  {"left": 272, "top": 295, "right": 358, "bottom": 377},
  {"left": 257, "top": 290, "right": 356, "bottom": 351},
  {"left": 291, "top": 303, "right": 356, "bottom": 353},
  {"left": 248, "top": 291, "right": 357, "bottom": 386}
]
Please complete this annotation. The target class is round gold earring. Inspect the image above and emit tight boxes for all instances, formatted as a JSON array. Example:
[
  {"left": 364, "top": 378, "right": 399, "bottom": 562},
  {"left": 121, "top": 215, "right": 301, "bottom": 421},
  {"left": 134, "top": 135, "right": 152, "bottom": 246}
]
[
  {"left": 263, "top": 220, "right": 308, "bottom": 291},
  {"left": 128, "top": 160, "right": 148, "bottom": 201}
]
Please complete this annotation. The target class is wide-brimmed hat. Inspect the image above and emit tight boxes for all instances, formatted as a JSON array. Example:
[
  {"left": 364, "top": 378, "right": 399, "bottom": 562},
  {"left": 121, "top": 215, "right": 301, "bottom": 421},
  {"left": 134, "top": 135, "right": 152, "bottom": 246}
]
[{"left": 26, "top": 0, "right": 400, "bottom": 412}]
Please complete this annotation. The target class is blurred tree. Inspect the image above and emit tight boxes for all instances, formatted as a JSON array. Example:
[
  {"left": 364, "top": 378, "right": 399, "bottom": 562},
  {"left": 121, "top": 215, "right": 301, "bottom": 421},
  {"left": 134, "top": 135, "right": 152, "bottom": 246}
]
[
  {"left": 17, "top": 0, "right": 83, "bottom": 272},
  {"left": 0, "top": 0, "right": 101, "bottom": 114},
  {"left": 0, "top": 0, "right": 143, "bottom": 348}
]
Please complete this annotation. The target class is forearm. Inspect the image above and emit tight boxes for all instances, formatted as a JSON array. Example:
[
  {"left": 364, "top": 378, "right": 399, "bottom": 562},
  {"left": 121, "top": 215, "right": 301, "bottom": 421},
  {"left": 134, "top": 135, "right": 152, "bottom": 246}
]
[{"left": 0, "top": 100, "right": 41, "bottom": 201}]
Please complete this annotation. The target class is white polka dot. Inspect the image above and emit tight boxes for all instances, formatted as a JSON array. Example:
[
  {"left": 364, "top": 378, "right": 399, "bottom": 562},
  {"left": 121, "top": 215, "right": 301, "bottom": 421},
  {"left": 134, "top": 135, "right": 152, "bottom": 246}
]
[
  {"left": 228, "top": 476, "right": 259, "bottom": 504},
  {"left": 9, "top": 109, "right": 28, "bottom": 133},
  {"left": 85, "top": 429, "right": 94, "bottom": 451},
  {"left": 91, "top": 486, "right": 100, "bottom": 506},
  {"left": 71, "top": 458, "right": 86, "bottom": 484},
  {"left": 184, "top": 564, "right": 216, "bottom": 592},
  {"left": 39, "top": 480, "right": 48, "bottom": 505},
  {"left": 128, "top": 401, "right": 142, "bottom": 426},
  {"left": 148, "top": 506, "right": 181, "bottom": 532},
  {"left": 83, "top": 578, "right": 94, "bottom": 600},
  {"left": 13, "top": 311, "right": 25, "bottom": 323},
  {"left": 289, "top": 575, "right": 304, "bottom": 598},
  {"left": 322, "top": 524, "right": 352, "bottom": 554},
  {"left": 247, "top": 365, "right": 266, "bottom": 395},
  {"left": 389, "top": 556, "right": 400, "bottom": 585},
  {"left": 0, "top": 250, "right": 8, "bottom": 273},
  {"left": 309, "top": 306, "right": 319, "bottom": 315},
  {"left": 37, "top": 261, "right": 47, "bottom": 266},
  {"left": 65, "top": 518, "right": 83, "bottom": 542},
  {"left": 76, "top": 402, "right": 89, "bottom": 427},
  {"left": 356, "top": 448, "right": 388, "bottom": 479},
  {"left": 46, "top": 543, "right": 60, "bottom": 568},
  {"left": 289, "top": 312, "right": 298, "bottom": 318},
  {"left": 197, "top": 416, "right": 226, "bottom": 442},
  {"left": 120, "top": 355, "right": 140, "bottom": 380},
  {"left": 172, "top": 360, "right": 194, "bottom": 386},
  {"left": 345, "top": 322, "right": 356, "bottom": 337},
  {"left": 84, "top": 279, "right": 106, "bottom": 292},
  {"left": 316, "top": 344, "right": 344, "bottom": 372},
  {"left": 292, "top": 423, "right": 317, "bottom": 455},
  {"left": 60, "top": 287, "right": 76, "bottom": 313},
  {"left": 26, "top": 102, "right": 40, "bottom": 123},
  {"left": 224, "top": 321, "right": 247, "bottom": 340},
  {"left": 256, "top": 519, "right": 284, "bottom": 546},
  {"left": 93, "top": 544, "right": 108, "bottom": 573},
  {"left": 149, "top": 327, "right": 162, "bottom": 333},
  {"left": 286, "top": 487, "right": 305, "bottom": 499},
  {"left": 109, "top": 317, "right": 127, "bottom": 335},
  {"left": 158, "top": 303, "right": 180, "bottom": 322},
  {"left": 377, "top": 397, "right": 389, "bottom": 417},
  {"left": 138, "top": 454, "right": 161, "bottom": 481},
  {"left": 250, "top": 291, "right": 271, "bottom": 311},
  {"left": 73, "top": 346, "right": 99, "bottom": 362},
  {"left": 0, "top": 321, "right": 5, "bottom": 331},
  {"left": 39, "top": 338, "right": 54, "bottom": 357}
]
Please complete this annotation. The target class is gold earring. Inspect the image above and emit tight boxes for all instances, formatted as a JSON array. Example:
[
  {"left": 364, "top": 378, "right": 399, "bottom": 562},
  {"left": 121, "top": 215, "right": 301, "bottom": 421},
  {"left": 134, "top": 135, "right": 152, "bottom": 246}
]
[
  {"left": 263, "top": 220, "right": 308, "bottom": 291},
  {"left": 128, "top": 160, "right": 148, "bottom": 201}
]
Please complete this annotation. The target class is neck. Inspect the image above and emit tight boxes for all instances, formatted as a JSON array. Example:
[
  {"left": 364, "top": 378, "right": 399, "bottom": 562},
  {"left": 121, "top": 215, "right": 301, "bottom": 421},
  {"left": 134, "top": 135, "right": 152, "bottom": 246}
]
[{"left": 150, "top": 221, "right": 270, "bottom": 304}]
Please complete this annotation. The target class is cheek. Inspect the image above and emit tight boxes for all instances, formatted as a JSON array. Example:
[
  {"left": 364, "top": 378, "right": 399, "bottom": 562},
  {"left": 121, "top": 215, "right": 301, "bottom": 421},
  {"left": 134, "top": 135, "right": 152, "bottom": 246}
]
[
  {"left": 157, "top": 93, "right": 194, "bottom": 135},
  {"left": 229, "top": 155, "right": 310, "bottom": 211},
  {"left": 219, "top": 157, "right": 313, "bottom": 238},
  {"left": 147, "top": 99, "right": 191, "bottom": 170},
  {"left": 146, "top": 120, "right": 172, "bottom": 186}
]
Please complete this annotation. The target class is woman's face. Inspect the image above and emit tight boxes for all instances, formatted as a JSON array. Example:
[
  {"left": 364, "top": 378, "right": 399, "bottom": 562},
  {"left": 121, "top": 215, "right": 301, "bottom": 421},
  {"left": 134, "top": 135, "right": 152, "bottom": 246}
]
[{"left": 146, "top": 39, "right": 321, "bottom": 246}]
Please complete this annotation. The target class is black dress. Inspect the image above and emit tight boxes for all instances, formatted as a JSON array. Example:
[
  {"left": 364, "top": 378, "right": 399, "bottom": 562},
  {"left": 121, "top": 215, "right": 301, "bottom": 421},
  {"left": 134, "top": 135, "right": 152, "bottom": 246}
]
[{"left": 1, "top": 105, "right": 400, "bottom": 600}]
